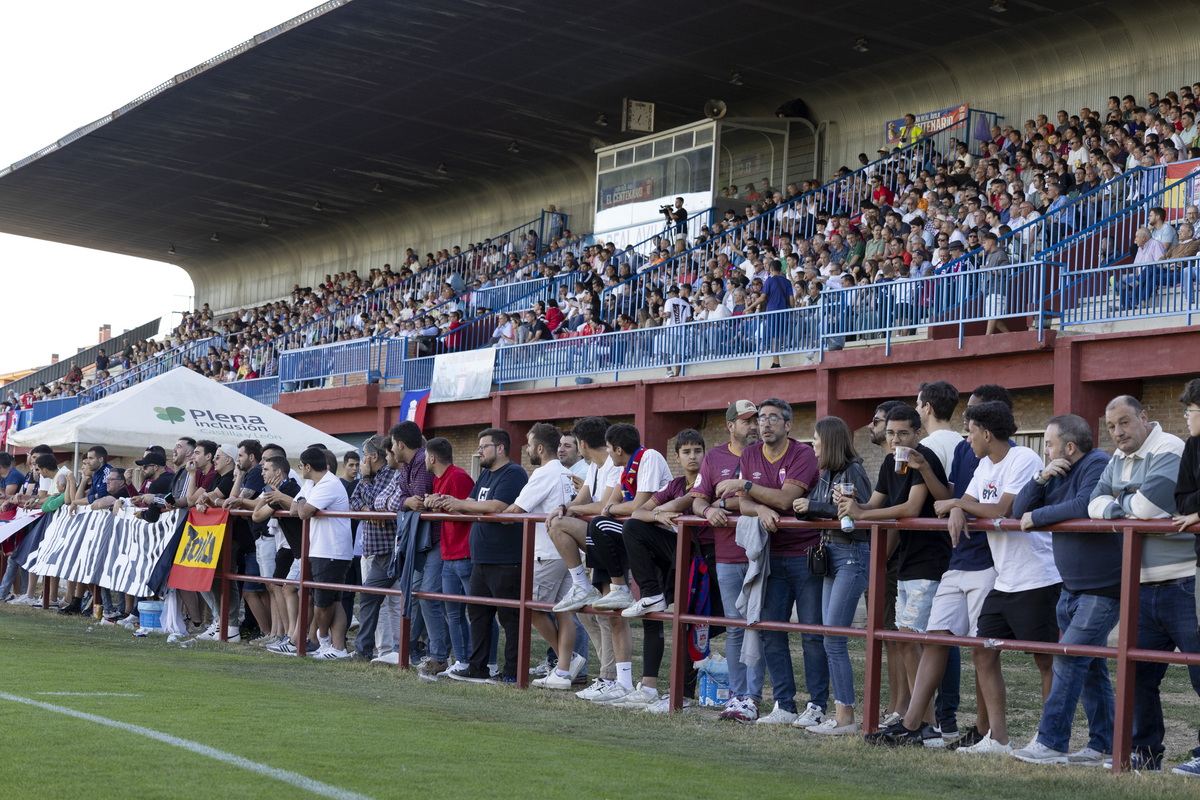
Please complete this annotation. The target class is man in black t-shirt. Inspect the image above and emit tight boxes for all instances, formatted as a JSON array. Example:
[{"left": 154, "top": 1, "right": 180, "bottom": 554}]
[
  {"left": 258, "top": 456, "right": 304, "bottom": 655},
  {"left": 435, "top": 427, "right": 528, "bottom": 683},
  {"left": 524, "top": 310, "right": 552, "bottom": 343},
  {"left": 840, "top": 404, "right": 951, "bottom": 728}
]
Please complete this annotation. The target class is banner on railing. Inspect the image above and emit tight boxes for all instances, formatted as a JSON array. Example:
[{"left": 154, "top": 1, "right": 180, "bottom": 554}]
[
  {"left": 0, "top": 509, "right": 41, "bottom": 546},
  {"left": 401, "top": 389, "right": 430, "bottom": 427},
  {"left": 0, "top": 408, "right": 13, "bottom": 447},
  {"left": 168, "top": 508, "right": 229, "bottom": 591},
  {"left": 1163, "top": 162, "right": 1200, "bottom": 221},
  {"left": 429, "top": 349, "right": 495, "bottom": 403},
  {"left": 884, "top": 104, "right": 968, "bottom": 146},
  {"left": 13, "top": 508, "right": 184, "bottom": 597}
]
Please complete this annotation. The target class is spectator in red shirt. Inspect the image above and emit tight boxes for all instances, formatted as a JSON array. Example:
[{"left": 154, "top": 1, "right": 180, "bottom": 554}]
[{"left": 423, "top": 436, "right": 477, "bottom": 675}]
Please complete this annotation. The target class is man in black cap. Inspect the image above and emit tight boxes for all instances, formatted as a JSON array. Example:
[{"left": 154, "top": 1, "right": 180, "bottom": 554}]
[{"left": 128, "top": 451, "right": 176, "bottom": 509}]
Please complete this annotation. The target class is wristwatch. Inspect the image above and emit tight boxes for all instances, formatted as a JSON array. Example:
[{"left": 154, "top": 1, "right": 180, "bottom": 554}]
[
  {"left": 743, "top": 480, "right": 753, "bottom": 494},
  {"left": 718, "top": 498, "right": 727, "bottom": 510},
  {"left": 1033, "top": 471, "right": 1049, "bottom": 486}
]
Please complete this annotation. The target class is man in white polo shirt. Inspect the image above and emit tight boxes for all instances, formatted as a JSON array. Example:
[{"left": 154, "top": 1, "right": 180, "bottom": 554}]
[
  {"left": 294, "top": 447, "right": 353, "bottom": 659},
  {"left": 507, "top": 423, "right": 585, "bottom": 690}
]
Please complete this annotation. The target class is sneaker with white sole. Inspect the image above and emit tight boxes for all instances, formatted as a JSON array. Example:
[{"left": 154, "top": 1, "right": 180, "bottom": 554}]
[
  {"left": 1102, "top": 751, "right": 1159, "bottom": 771},
  {"left": 957, "top": 732, "right": 1013, "bottom": 755},
  {"left": 792, "top": 702, "right": 827, "bottom": 728},
  {"left": 611, "top": 683, "right": 659, "bottom": 709},
  {"left": 806, "top": 717, "right": 858, "bottom": 736},
  {"left": 529, "top": 658, "right": 553, "bottom": 678},
  {"left": 445, "top": 665, "right": 494, "bottom": 683},
  {"left": 591, "top": 586, "right": 634, "bottom": 611},
  {"left": 756, "top": 702, "right": 799, "bottom": 725},
  {"left": 589, "top": 682, "right": 633, "bottom": 705},
  {"left": 1012, "top": 740, "right": 1068, "bottom": 764},
  {"left": 720, "top": 698, "right": 760, "bottom": 723},
  {"left": 552, "top": 584, "right": 602, "bottom": 613},
  {"left": 880, "top": 711, "right": 902, "bottom": 728},
  {"left": 1066, "top": 746, "right": 1106, "bottom": 766},
  {"left": 372, "top": 651, "right": 400, "bottom": 665},
  {"left": 644, "top": 693, "right": 690, "bottom": 714},
  {"left": 621, "top": 596, "right": 666, "bottom": 618},
  {"left": 1172, "top": 756, "right": 1200, "bottom": 777},
  {"left": 439, "top": 661, "right": 468, "bottom": 677},
  {"left": 564, "top": 653, "right": 587, "bottom": 681},
  {"left": 532, "top": 672, "right": 573, "bottom": 690},
  {"left": 575, "top": 678, "right": 610, "bottom": 700},
  {"left": 266, "top": 636, "right": 297, "bottom": 655}
]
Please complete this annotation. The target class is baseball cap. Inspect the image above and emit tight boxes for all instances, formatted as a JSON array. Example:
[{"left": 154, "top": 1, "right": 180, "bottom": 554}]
[
  {"left": 135, "top": 453, "right": 167, "bottom": 467},
  {"left": 726, "top": 400, "right": 758, "bottom": 422},
  {"left": 219, "top": 443, "right": 238, "bottom": 461}
]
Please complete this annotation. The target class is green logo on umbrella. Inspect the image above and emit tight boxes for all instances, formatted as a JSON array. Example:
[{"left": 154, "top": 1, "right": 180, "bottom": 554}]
[{"left": 154, "top": 406, "right": 185, "bottom": 424}]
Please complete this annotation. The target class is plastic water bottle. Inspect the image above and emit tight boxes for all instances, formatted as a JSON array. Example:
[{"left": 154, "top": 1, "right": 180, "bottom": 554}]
[{"left": 839, "top": 483, "right": 856, "bottom": 533}]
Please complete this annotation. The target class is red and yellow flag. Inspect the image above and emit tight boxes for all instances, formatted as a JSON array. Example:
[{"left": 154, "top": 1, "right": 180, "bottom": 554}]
[{"left": 167, "top": 508, "right": 228, "bottom": 591}]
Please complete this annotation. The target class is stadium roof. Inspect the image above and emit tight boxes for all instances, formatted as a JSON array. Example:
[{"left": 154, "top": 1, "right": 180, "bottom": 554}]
[{"left": 0, "top": 0, "right": 1070, "bottom": 269}]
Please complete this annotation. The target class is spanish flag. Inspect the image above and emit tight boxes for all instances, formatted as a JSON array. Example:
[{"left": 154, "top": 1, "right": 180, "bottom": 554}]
[{"left": 167, "top": 508, "right": 229, "bottom": 591}]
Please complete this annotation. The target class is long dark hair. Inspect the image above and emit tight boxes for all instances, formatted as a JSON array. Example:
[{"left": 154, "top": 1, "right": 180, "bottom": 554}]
[{"left": 815, "top": 416, "right": 857, "bottom": 473}]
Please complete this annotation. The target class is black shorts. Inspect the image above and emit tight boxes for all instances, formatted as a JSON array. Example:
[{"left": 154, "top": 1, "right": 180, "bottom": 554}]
[
  {"left": 310, "top": 557, "right": 350, "bottom": 608},
  {"left": 975, "top": 583, "right": 1062, "bottom": 642},
  {"left": 273, "top": 548, "right": 295, "bottom": 581}
]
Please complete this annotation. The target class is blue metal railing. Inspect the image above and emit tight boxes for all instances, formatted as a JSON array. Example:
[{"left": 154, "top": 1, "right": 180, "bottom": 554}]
[
  {"left": 224, "top": 376, "right": 282, "bottom": 406},
  {"left": 4, "top": 317, "right": 162, "bottom": 397},
  {"left": 81, "top": 335, "right": 228, "bottom": 403},
  {"left": 279, "top": 338, "right": 376, "bottom": 389},
  {"left": 402, "top": 355, "right": 436, "bottom": 393},
  {"left": 28, "top": 395, "right": 82, "bottom": 425},
  {"left": 1056, "top": 255, "right": 1200, "bottom": 328}
]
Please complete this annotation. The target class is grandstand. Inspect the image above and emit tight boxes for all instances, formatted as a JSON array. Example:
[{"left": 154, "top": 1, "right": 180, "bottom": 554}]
[{"left": 1, "top": 0, "right": 1200, "bottom": 460}]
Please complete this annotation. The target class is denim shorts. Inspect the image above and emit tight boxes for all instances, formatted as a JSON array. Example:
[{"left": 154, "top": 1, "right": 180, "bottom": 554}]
[
  {"left": 896, "top": 578, "right": 940, "bottom": 632},
  {"left": 255, "top": 536, "right": 277, "bottom": 588}
]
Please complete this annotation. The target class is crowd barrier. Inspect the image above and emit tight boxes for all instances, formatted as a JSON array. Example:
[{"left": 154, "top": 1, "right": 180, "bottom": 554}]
[{"left": 74, "top": 508, "right": 1190, "bottom": 775}]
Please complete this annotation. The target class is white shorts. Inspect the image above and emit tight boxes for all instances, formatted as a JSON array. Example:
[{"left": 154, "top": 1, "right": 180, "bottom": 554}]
[
  {"left": 533, "top": 558, "right": 571, "bottom": 604},
  {"left": 984, "top": 293, "right": 1006, "bottom": 318},
  {"left": 255, "top": 535, "right": 277, "bottom": 579},
  {"left": 924, "top": 567, "right": 998, "bottom": 637}
]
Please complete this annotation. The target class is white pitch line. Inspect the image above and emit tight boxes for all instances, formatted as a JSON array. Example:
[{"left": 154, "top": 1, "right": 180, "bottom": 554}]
[
  {"left": 37, "top": 692, "right": 142, "bottom": 697},
  {"left": 0, "top": 692, "right": 374, "bottom": 800}
]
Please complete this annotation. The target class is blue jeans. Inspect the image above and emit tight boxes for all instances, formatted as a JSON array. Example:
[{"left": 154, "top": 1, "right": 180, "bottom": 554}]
[
  {"left": 1133, "top": 577, "right": 1200, "bottom": 759},
  {"left": 762, "top": 555, "right": 829, "bottom": 713},
  {"left": 1037, "top": 588, "right": 1121, "bottom": 753},
  {"left": 821, "top": 540, "right": 869, "bottom": 707},
  {"left": 442, "top": 558, "right": 499, "bottom": 664},
  {"left": 716, "top": 561, "right": 766, "bottom": 701},
  {"left": 414, "top": 543, "right": 448, "bottom": 662},
  {"left": 1, "top": 555, "right": 25, "bottom": 598}
]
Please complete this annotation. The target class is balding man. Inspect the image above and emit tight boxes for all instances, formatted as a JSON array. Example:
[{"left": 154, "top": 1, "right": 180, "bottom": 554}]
[{"left": 1116, "top": 227, "right": 1168, "bottom": 312}]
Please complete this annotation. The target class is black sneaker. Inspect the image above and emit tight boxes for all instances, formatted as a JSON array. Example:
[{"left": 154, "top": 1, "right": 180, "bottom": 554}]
[
  {"left": 939, "top": 719, "right": 958, "bottom": 738},
  {"left": 920, "top": 722, "right": 945, "bottom": 748},
  {"left": 863, "top": 720, "right": 909, "bottom": 745},
  {"left": 878, "top": 725, "right": 926, "bottom": 748},
  {"left": 57, "top": 599, "right": 83, "bottom": 616},
  {"left": 446, "top": 665, "right": 494, "bottom": 684},
  {"left": 947, "top": 725, "right": 983, "bottom": 750}
]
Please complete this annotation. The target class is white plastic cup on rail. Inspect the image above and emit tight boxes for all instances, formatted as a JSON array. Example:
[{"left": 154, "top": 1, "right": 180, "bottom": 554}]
[{"left": 893, "top": 446, "right": 911, "bottom": 475}]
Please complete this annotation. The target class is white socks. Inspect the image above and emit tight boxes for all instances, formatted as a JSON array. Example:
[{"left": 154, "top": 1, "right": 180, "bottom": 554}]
[
  {"left": 569, "top": 565, "right": 590, "bottom": 591},
  {"left": 616, "top": 662, "right": 633, "bottom": 691}
]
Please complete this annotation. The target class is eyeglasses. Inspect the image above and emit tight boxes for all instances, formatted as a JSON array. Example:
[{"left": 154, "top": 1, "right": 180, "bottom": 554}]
[
  {"left": 1184, "top": 408, "right": 1200, "bottom": 418},
  {"left": 758, "top": 414, "right": 786, "bottom": 425},
  {"left": 871, "top": 417, "right": 886, "bottom": 426},
  {"left": 477, "top": 443, "right": 499, "bottom": 452}
]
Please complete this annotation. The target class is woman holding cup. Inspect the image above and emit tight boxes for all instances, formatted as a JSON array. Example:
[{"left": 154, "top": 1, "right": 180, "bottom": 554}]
[{"left": 792, "top": 416, "right": 873, "bottom": 735}]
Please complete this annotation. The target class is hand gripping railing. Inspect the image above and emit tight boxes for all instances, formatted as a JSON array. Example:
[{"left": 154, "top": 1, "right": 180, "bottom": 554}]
[{"left": 206, "top": 508, "right": 1198, "bottom": 774}]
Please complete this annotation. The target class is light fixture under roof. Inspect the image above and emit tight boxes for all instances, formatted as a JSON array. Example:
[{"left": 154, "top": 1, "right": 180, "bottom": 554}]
[
  {"left": 167, "top": 245, "right": 175, "bottom": 255},
  {"left": 990, "top": 0, "right": 1007, "bottom": 11},
  {"left": 372, "top": 182, "right": 384, "bottom": 193},
  {"left": 729, "top": 71, "right": 744, "bottom": 86},
  {"left": 312, "top": 201, "right": 323, "bottom": 212},
  {"left": 595, "top": 113, "right": 608, "bottom": 126},
  {"left": 436, "top": 162, "right": 447, "bottom": 174},
  {"left": 507, "top": 140, "right": 520, "bottom": 153},
  {"left": 852, "top": 37, "right": 869, "bottom": 52},
  {"left": 209, "top": 232, "right": 220, "bottom": 242},
  {"left": 258, "top": 216, "right": 270, "bottom": 226}
]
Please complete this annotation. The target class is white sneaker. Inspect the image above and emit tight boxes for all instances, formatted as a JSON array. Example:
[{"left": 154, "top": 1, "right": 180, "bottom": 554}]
[
  {"left": 792, "top": 702, "right": 826, "bottom": 728},
  {"left": 529, "top": 658, "right": 553, "bottom": 677},
  {"left": 1066, "top": 746, "right": 1106, "bottom": 766},
  {"left": 311, "top": 646, "right": 351, "bottom": 660},
  {"left": 611, "top": 683, "right": 659, "bottom": 708},
  {"left": 756, "top": 702, "right": 799, "bottom": 725},
  {"left": 805, "top": 717, "right": 858, "bottom": 736},
  {"left": 552, "top": 584, "right": 602, "bottom": 613},
  {"left": 576, "top": 678, "right": 609, "bottom": 700},
  {"left": 488, "top": 663, "right": 500, "bottom": 678},
  {"left": 533, "top": 672, "right": 573, "bottom": 690},
  {"left": 565, "top": 653, "right": 586, "bottom": 681},
  {"left": 644, "top": 694, "right": 691, "bottom": 714},
  {"left": 1012, "top": 740, "right": 1068, "bottom": 764},
  {"left": 591, "top": 585, "right": 634, "bottom": 611},
  {"left": 195, "top": 622, "right": 222, "bottom": 641},
  {"left": 371, "top": 651, "right": 400, "bottom": 665},
  {"left": 880, "top": 711, "right": 902, "bottom": 727},
  {"left": 958, "top": 732, "right": 1013, "bottom": 755},
  {"left": 621, "top": 596, "right": 666, "bottom": 618},
  {"left": 440, "top": 660, "right": 468, "bottom": 677},
  {"left": 589, "top": 682, "right": 633, "bottom": 705}
]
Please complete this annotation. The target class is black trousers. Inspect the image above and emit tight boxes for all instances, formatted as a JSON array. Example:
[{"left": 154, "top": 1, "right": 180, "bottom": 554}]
[
  {"left": 586, "top": 515, "right": 627, "bottom": 586},
  {"left": 467, "top": 563, "right": 520, "bottom": 677},
  {"left": 623, "top": 518, "right": 675, "bottom": 598}
]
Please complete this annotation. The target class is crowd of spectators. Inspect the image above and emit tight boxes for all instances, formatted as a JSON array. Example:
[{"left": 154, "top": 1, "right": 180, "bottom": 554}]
[{"left": 4, "top": 377, "right": 1200, "bottom": 777}]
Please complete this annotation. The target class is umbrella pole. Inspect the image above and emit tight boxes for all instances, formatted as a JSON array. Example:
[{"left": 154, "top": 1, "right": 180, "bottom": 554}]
[{"left": 73, "top": 442, "right": 79, "bottom": 473}]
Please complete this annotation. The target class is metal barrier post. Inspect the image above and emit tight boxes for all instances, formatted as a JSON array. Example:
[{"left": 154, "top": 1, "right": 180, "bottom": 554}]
[
  {"left": 861, "top": 524, "right": 887, "bottom": 734},
  {"left": 1111, "top": 525, "right": 1143, "bottom": 773},
  {"left": 218, "top": 522, "right": 233, "bottom": 642},
  {"left": 398, "top": 607, "right": 411, "bottom": 671},
  {"left": 296, "top": 518, "right": 311, "bottom": 657},
  {"left": 668, "top": 519, "right": 692, "bottom": 712},
  {"left": 517, "top": 518, "right": 535, "bottom": 688}
]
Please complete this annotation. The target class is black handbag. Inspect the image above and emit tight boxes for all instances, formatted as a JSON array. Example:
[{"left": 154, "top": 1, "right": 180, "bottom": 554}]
[{"left": 807, "top": 536, "right": 830, "bottom": 577}]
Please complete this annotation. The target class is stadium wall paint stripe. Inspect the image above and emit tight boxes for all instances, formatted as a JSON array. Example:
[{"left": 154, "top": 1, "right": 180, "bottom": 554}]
[{"left": 0, "top": 692, "right": 374, "bottom": 800}]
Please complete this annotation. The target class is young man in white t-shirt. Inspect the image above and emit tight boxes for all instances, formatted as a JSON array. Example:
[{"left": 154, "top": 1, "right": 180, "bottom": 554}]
[
  {"left": 933, "top": 401, "right": 1055, "bottom": 754},
  {"left": 916, "top": 380, "right": 963, "bottom": 480},
  {"left": 294, "top": 447, "right": 353, "bottom": 659},
  {"left": 506, "top": 423, "right": 585, "bottom": 690}
]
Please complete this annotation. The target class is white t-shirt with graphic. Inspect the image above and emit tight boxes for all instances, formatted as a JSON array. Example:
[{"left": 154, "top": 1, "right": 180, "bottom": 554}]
[{"left": 967, "top": 445, "right": 1059, "bottom": 592}]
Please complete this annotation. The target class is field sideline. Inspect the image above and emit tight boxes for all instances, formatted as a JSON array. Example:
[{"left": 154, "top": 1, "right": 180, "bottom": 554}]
[{"left": 1, "top": 606, "right": 1197, "bottom": 799}]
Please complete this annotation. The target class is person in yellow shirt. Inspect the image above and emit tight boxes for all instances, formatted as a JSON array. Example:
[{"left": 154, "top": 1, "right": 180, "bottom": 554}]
[{"left": 890, "top": 113, "right": 924, "bottom": 147}]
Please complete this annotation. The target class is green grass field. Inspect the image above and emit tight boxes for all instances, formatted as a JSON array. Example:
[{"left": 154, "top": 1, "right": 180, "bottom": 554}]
[{"left": 1, "top": 604, "right": 1197, "bottom": 799}]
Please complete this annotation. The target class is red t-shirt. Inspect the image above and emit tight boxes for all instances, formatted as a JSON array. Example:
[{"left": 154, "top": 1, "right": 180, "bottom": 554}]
[
  {"left": 434, "top": 464, "right": 475, "bottom": 560},
  {"left": 691, "top": 442, "right": 745, "bottom": 563},
  {"left": 738, "top": 439, "right": 818, "bottom": 556}
]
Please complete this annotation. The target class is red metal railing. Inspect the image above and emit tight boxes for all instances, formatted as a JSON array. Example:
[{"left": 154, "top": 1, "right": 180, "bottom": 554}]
[{"left": 6, "top": 508, "right": 1193, "bottom": 774}]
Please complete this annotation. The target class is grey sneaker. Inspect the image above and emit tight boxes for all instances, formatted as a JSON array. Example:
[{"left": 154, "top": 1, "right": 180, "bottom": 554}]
[
  {"left": 1066, "top": 746, "right": 1106, "bottom": 766},
  {"left": 552, "top": 584, "right": 602, "bottom": 613},
  {"left": 589, "top": 682, "right": 633, "bottom": 705},
  {"left": 1012, "top": 740, "right": 1068, "bottom": 764},
  {"left": 591, "top": 585, "right": 634, "bottom": 611}
]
